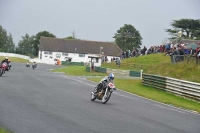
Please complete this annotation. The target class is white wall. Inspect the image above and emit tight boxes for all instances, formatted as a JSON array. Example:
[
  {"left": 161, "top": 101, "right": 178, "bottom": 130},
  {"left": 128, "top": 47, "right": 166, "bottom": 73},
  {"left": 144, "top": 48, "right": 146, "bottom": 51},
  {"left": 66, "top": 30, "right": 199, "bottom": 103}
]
[
  {"left": 39, "top": 51, "right": 102, "bottom": 66},
  {"left": 0, "top": 52, "right": 31, "bottom": 60}
]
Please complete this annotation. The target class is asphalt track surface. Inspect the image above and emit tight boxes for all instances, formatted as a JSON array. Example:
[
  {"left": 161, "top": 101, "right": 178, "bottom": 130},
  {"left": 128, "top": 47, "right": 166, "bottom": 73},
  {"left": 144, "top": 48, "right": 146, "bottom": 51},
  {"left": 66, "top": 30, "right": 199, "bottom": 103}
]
[{"left": 0, "top": 63, "right": 200, "bottom": 133}]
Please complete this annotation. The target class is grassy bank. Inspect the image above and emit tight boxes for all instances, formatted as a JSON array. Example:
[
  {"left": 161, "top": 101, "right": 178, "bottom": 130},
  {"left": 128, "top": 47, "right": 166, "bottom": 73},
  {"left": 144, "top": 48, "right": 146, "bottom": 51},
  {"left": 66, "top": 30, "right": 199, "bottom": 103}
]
[
  {"left": 0, "top": 56, "right": 28, "bottom": 63},
  {"left": 88, "top": 78, "right": 200, "bottom": 113},
  {"left": 102, "top": 53, "right": 200, "bottom": 83},
  {"left": 0, "top": 127, "right": 11, "bottom": 133}
]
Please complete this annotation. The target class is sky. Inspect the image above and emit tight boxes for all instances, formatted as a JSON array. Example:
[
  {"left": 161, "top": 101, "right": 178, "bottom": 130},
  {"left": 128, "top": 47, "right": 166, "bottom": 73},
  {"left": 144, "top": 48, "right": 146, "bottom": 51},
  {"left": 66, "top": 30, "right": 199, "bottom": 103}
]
[{"left": 0, "top": 0, "right": 199, "bottom": 49}]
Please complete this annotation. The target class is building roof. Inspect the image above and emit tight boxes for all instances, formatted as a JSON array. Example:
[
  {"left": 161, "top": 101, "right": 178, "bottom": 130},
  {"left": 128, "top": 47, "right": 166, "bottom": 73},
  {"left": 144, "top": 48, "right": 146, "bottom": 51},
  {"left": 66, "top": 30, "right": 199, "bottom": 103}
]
[{"left": 39, "top": 37, "right": 122, "bottom": 57}]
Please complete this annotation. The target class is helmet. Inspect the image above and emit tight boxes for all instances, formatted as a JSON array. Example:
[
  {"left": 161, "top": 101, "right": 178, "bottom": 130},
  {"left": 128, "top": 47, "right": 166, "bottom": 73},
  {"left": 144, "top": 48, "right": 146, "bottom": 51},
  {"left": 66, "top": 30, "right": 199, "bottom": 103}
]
[
  {"left": 108, "top": 73, "right": 114, "bottom": 81},
  {"left": 5, "top": 57, "right": 8, "bottom": 59}
]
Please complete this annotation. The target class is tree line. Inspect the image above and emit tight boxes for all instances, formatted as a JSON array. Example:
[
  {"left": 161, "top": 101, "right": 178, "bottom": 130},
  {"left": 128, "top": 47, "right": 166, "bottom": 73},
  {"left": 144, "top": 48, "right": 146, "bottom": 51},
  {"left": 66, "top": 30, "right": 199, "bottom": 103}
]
[{"left": 0, "top": 18, "right": 199, "bottom": 57}]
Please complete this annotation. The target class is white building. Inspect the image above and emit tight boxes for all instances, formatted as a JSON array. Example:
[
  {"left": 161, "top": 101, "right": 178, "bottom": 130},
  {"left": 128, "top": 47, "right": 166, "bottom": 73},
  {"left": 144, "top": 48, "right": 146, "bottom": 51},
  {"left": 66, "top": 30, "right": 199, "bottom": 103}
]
[{"left": 38, "top": 37, "right": 122, "bottom": 66}]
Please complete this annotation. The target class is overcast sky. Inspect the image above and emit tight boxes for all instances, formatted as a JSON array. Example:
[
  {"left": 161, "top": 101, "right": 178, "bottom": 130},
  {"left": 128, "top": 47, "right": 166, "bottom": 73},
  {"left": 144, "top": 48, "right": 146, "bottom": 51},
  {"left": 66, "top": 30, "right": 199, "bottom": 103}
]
[{"left": 0, "top": 0, "right": 199, "bottom": 48}]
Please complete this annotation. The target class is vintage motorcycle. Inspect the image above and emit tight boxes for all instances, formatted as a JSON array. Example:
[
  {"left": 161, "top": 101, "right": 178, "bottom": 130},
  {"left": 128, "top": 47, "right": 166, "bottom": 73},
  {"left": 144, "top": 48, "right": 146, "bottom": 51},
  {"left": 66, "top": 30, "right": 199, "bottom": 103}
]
[
  {"left": 32, "top": 62, "right": 37, "bottom": 69},
  {"left": 26, "top": 62, "right": 30, "bottom": 67},
  {"left": 91, "top": 81, "right": 116, "bottom": 104},
  {"left": 0, "top": 62, "right": 7, "bottom": 76},
  {"left": 8, "top": 60, "right": 11, "bottom": 70}
]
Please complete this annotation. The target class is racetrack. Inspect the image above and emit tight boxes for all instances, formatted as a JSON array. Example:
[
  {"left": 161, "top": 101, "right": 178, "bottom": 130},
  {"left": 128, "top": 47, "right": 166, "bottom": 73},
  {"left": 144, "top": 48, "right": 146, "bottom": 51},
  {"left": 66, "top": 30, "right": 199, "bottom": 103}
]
[{"left": 0, "top": 63, "right": 199, "bottom": 133}]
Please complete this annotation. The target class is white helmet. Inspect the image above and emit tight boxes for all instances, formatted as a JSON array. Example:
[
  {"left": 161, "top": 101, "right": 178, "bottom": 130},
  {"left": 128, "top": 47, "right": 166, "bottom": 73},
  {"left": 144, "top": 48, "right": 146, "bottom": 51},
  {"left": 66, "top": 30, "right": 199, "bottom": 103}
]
[{"left": 5, "top": 57, "right": 8, "bottom": 59}]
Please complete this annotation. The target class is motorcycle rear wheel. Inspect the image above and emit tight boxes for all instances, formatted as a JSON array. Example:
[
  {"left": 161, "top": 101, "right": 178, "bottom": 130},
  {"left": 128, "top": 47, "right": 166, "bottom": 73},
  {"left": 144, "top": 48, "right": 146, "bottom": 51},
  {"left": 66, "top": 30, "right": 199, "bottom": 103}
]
[{"left": 90, "top": 92, "right": 96, "bottom": 101}]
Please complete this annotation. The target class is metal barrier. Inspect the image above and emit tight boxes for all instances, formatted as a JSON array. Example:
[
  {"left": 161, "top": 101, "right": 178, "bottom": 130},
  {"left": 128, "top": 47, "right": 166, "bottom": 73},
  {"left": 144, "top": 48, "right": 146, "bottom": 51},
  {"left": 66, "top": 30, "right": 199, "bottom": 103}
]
[
  {"left": 62, "top": 61, "right": 84, "bottom": 66},
  {"left": 171, "top": 55, "right": 200, "bottom": 64},
  {"left": 94, "top": 67, "right": 107, "bottom": 73},
  {"left": 142, "top": 73, "right": 200, "bottom": 101},
  {"left": 86, "top": 66, "right": 90, "bottom": 72},
  {"left": 129, "top": 70, "right": 143, "bottom": 78}
]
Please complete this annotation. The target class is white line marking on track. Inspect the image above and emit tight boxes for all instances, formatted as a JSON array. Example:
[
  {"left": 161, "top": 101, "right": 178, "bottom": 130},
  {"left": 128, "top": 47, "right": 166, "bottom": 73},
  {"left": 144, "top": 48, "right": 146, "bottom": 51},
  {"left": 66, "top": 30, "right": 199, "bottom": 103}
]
[{"left": 153, "top": 104, "right": 186, "bottom": 114}]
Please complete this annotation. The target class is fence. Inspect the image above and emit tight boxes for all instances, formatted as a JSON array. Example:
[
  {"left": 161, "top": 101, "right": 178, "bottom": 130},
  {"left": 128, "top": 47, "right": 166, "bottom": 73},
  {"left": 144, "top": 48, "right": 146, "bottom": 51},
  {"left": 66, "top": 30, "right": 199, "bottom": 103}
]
[
  {"left": 142, "top": 73, "right": 200, "bottom": 101},
  {"left": 86, "top": 66, "right": 90, "bottom": 72},
  {"left": 89, "top": 66, "right": 142, "bottom": 78},
  {"left": 62, "top": 61, "right": 84, "bottom": 66},
  {"left": 103, "top": 62, "right": 147, "bottom": 70},
  {"left": 170, "top": 55, "right": 200, "bottom": 64}
]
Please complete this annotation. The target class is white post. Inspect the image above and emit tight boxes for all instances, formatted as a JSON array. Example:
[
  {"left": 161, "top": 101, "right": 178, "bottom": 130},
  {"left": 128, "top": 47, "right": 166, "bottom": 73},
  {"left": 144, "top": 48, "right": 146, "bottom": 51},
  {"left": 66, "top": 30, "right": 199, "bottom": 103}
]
[{"left": 141, "top": 69, "right": 143, "bottom": 79}]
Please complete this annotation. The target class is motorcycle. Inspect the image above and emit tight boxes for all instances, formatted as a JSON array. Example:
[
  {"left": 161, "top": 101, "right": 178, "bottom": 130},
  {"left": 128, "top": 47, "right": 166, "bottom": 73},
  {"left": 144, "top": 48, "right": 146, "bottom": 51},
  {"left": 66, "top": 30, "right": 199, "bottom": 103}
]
[
  {"left": 0, "top": 63, "right": 7, "bottom": 76},
  {"left": 26, "top": 63, "right": 30, "bottom": 67},
  {"left": 2, "top": 62, "right": 9, "bottom": 71},
  {"left": 91, "top": 81, "right": 116, "bottom": 104},
  {"left": 7, "top": 61, "right": 11, "bottom": 70},
  {"left": 32, "top": 63, "right": 37, "bottom": 69},
  {"left": 0, "top": 68, "right": 2, "bottom": 76}
]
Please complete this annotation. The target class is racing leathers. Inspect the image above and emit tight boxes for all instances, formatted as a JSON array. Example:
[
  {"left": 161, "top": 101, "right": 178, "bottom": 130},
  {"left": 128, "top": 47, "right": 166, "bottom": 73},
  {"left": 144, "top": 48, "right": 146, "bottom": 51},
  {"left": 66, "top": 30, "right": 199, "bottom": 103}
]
[{"left": 94, "top": 76, "right": 115, "bottom": 94}]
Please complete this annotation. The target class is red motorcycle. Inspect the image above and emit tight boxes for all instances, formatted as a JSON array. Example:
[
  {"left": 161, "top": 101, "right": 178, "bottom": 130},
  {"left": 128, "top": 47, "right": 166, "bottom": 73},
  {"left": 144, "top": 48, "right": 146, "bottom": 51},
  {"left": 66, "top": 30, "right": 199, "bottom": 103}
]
[{"left": 0, "top": 63, "right": 7, "bottom": 76}]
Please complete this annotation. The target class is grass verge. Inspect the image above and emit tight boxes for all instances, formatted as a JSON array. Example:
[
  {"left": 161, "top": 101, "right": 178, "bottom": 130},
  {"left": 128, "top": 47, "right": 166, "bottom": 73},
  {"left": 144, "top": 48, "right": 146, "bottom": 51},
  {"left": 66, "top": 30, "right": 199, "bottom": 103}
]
[
  {"left": 102, "top": 54, "right": 200, "bottom": 83},
  {"left": 87, "top": 78, "right": 200, "bottom": 113},
  {"left": 0, "top": 56, "right": 28, "bottom": 63},
  {"left": 52, "top": 66, "right": 108, "bottom": 76},
  {"left": 0, "top": 127, "right": 11, "bottom": 133}
]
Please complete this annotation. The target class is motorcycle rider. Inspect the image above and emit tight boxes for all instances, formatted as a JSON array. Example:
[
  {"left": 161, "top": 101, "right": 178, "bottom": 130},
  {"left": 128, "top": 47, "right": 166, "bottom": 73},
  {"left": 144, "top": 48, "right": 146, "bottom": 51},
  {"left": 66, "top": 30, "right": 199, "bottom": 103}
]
[
  {"left": 1, "top": 57, "right": 9, "bottom": 65},
  {"left": 94, "top": 73, "right": 116, "bottom": 94},
  {"left": 32, "top": 61, "right": 37, "bottom": 68}
]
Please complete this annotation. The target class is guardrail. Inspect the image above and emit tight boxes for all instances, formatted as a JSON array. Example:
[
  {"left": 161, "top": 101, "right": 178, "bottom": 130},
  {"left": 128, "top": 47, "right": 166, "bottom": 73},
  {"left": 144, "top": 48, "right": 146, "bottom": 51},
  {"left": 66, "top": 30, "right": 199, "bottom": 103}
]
[
  {"left": 170, "top": 55, "right": 200, "bottom": 64},
  {"left": 142, "top": 73, "right": 200, "bottom": 101}
]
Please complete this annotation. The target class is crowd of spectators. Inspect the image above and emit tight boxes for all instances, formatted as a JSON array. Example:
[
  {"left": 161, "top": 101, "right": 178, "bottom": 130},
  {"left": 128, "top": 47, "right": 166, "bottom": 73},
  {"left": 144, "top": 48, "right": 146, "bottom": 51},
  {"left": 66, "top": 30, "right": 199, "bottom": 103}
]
[{"left": 119, "top": 41, "right": 200, "bottom": 63}]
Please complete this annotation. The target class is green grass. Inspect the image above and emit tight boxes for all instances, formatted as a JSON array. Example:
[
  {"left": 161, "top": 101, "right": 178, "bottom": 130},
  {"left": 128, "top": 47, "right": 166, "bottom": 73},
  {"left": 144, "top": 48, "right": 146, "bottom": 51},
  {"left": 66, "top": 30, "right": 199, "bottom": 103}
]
[
  {"left": 52, "top": 66, "right": 108, "bottom": 76},
  {"left": 102, "top": 53, "right": 200, "bottom": 83},
  {"left": 0, "top": 127, "right": 11, "bottom": 133},
  {"left": 0, "top": 56, "right": 28, "bottom": 63},
  {"left": 88, "top": 78, "right": 200, "bottom": 113}
]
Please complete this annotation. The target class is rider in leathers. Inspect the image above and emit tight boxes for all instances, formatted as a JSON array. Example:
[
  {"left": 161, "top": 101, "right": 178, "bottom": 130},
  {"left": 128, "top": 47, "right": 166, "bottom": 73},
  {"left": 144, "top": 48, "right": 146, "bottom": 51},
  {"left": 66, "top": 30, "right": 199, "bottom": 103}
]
[
  {"left": 1, "top": 57, "right": 9, "bottom": 65},
  {"left": 94, "top": 73, "right": 116, "bottom": 94}
]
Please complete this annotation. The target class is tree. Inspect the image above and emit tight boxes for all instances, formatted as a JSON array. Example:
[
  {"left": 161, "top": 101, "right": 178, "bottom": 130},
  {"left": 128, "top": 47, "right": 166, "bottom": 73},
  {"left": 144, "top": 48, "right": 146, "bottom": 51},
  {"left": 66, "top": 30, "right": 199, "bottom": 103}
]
[
  {"left": 64, "top": 30, "right": 77, "bottom": 40},
  {"left": 17, "top": 33, "right": 35, "bottom": 56},
  {"left": 113, "top": 24, "right": 142, "bottom": 51},
  {"left": 165, "top": 19, "right": 200, "bottom": 40},
  {"left": 0, "top": 25, "right": 8, "bottom": 52},
  {"left": 0, "top": 25, "right": 15, "bottom": 52},
  {"left": 72, "top": 30, "right": 76, "bottom": 39},
  {"left": 34, "top": 31, "right": 56, "bottom": 56},
  {"left": 6, "top": 33, "right": 15, "bottom": 53},
  {"left": 65, "top": 36, "right": 75, "bottom": 39}
]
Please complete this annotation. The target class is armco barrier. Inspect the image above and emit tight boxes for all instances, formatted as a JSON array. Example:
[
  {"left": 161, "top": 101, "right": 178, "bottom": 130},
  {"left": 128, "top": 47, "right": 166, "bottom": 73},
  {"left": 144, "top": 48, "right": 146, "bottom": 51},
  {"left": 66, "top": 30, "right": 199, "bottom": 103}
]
[
  {"left": 94, "top": 67, "right": 107, "bottom": 73},
  {"left": 62, "top": 61, "right": 84, "bottom": 66},
  {"left": 86, "top": 66, "right": 90, "bottom": 72},
  {"left": 107, "top": 68, "right": 129, "bottom": 76},
  {"left": 142, "top": 73, "right": 200, "bottom": 101},
  {"left": 129, "top": 70, "right": 143, "bottom": 78}
]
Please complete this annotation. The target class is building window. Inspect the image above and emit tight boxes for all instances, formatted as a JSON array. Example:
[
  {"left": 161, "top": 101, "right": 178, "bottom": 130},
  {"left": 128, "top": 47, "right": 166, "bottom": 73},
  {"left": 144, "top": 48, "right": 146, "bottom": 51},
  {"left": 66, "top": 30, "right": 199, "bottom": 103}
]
[
  {"left": 44, "top": 51, "right": 52, "bottom": 55},
  {"left": 79, "top": 54, "right": 85, "bottom": 57},
  {"left": 62, "top": 52, "right": 68, "bottom": 56},
  {"left": 44, "top": 51, "right": 49, "bottom": 54}
]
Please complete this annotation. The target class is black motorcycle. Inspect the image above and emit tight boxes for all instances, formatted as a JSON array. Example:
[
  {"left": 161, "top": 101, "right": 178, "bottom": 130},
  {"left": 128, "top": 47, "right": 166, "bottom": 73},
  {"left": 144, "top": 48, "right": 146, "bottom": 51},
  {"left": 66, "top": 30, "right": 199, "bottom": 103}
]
[
  {"left": 91, "top": 81, "right": 116, "bottom": 104},
  {"left": 32, "top": 63, "right": 37, "bottom": 69},
  {"left": 26, "top": 63, "right": 30, "bottom": 67}
]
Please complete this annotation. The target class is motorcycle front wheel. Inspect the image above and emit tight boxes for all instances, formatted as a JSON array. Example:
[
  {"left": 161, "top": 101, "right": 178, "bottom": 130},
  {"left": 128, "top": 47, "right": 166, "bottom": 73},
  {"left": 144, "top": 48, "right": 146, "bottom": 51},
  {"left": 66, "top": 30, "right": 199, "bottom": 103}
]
[
  {"left": 0, "top": 68, "right": 2, "bottom": 76},
  {"left": 102, "top": 91, "right": 111, "bottom": 104}
]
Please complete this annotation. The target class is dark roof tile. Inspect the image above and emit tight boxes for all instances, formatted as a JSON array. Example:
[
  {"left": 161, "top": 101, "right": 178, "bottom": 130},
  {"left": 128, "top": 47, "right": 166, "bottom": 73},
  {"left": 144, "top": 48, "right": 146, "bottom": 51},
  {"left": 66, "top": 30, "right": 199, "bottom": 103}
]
[{"left": 39, "top": 37, "right": 122, "bottom": 57}]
